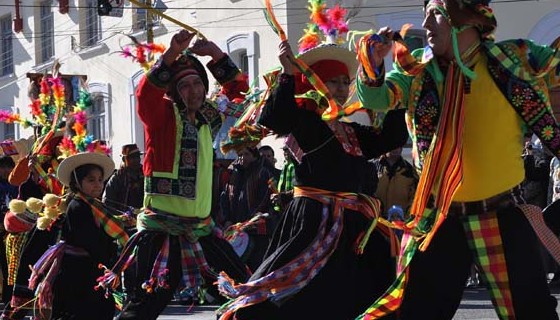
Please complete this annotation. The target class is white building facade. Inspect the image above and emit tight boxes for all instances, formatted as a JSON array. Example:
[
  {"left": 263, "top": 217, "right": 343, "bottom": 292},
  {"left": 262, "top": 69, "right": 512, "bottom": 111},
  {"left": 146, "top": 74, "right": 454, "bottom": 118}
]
[{"left": 0, "top": 0, "right": 558, "bottom": 166}]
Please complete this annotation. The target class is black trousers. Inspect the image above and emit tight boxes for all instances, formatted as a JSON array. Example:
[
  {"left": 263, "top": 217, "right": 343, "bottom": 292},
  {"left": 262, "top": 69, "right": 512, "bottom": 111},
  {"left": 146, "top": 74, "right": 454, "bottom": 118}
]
[
  {"left": 116, "top": 231, "right": 249, "bottom": 320},
  {"left": 399, "top": 206, "right": 559, "bottom": 320}
]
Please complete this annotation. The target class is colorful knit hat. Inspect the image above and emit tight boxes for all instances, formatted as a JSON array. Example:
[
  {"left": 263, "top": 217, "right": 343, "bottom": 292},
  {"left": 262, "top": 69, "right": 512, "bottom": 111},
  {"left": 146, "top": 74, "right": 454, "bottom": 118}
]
[
  {"left": 170, "top": 51, "right": 210, "bottom": 94},
  {"left": 425, "top": 0, "right": 497, "bottom": 40}
]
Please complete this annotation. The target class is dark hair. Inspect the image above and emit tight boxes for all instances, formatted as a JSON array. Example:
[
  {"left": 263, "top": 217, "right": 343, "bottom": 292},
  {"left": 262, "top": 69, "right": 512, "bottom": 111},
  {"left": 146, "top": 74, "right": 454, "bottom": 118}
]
[
  {"left": 68, "top": 163, "right": 104, "bottom": 193},
  {"left": 0, "top": 155, "right": 15, "bottom": 169},
  {"left": 258, "top": 145, "right": 274, "bottom": 156},
  {"left": 247, "top": 146, "right": 260, "bottom": 158}
]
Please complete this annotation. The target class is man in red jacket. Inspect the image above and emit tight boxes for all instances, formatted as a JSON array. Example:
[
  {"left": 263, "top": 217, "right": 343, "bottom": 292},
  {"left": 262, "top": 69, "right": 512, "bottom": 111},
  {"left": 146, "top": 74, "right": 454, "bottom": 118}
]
[{"left": 113, "top": 30, "right": 250, "bottom": 320}]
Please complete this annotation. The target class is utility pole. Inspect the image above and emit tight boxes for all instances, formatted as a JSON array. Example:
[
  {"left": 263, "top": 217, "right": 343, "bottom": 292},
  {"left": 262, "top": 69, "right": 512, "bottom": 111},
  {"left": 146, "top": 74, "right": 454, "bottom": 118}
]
[{"left": 145, "top": 0, "right": 154, "bottom": 60}]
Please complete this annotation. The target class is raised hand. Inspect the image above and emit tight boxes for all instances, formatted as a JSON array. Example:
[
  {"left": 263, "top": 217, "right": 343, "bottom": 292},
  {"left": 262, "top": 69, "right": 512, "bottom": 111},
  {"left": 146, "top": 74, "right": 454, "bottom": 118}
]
[
  {"left": 278, "top": 40, "right": 294, "bottom": 75},
  {"left": 372, "top": 26, "right": 395, "bottom": 68},
  {"left": 190, "top": 38, "right": 225, "bottom": 62},
  {"left": 163, "top": 30, "right": 197, "bottom": 66}
]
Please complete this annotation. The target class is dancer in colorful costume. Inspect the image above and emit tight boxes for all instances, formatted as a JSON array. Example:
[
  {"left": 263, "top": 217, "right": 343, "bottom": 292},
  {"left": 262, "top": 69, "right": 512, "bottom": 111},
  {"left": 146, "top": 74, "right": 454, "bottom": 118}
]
[
  {"left": 27, "top": 140, "right": 126, "bottom": 319},
  {"left": 355, "top": 0, "right": 560, "bottom": 319},
  {"left": 99, "top": 29, "right": 250, "bottom": 320},
  {"left": 1, "top": 73, "right": 77, "bottom": 319},
  {"left": 216, "top": 2, "right": 409, "bottom": 319}
]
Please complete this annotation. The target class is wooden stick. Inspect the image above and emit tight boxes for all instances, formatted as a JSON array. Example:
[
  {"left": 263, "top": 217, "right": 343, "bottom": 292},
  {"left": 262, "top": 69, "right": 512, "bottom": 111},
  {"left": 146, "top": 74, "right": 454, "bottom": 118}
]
[{"left": 127, "top": 0, "right": 206, "bottom": 40}]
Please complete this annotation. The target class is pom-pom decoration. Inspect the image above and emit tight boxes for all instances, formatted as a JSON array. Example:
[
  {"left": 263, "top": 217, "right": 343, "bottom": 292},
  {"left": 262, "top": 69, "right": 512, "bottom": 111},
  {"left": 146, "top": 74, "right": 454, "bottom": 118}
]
[
  {"left": 9, "top": 199, "right": 27, "bottom": 214},
  {"left": 36, "top": 216, "right": 53, "bottom": 230},
  {"left": 26, "top": 198, "right": 45, "bottom": 214}
]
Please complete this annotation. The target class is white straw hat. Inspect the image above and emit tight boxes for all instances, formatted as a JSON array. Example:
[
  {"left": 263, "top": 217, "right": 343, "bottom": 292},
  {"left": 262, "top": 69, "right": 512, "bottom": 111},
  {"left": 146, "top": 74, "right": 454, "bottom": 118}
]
[{"left": 57, "top": 152, "right": 115, "bottom": 187}]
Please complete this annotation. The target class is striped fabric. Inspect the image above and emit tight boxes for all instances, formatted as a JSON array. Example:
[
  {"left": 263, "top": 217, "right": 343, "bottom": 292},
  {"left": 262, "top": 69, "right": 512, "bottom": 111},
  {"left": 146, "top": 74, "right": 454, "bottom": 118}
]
[
  {"left": 408, "top": 62, "right": 466, "bottom": 252},
  {"left": 464, "top": 212, "right": 514, "bottom": 319},
  {"left": 77, "top": 193, "right": 129, "bottom": 247},
  {"left": 518, "top": 204, "right": 560, "bottom": 266},
  {"left": 358, "top": 62, "right": 468, "bottom": 320},
  {"left": 357, "top": 230, "right": 418, "bottom": 320},
  {"left": 5, "top": 233, "right": 27, "bottom": 285},
  {"left": 277, "top": 161, "right": 295, "bottom": 193},
  {"left": 97, "top": 209, "right": 214, "bottom": 296},
  {"left": 217, "top": 186, "right": 392, "bottom": 320}
]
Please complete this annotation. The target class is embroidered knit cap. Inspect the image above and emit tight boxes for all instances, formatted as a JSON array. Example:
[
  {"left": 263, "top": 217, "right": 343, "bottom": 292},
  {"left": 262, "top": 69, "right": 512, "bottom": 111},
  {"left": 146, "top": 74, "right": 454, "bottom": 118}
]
[
  {"left": 170, "top": 51, "right": 209, "bottom": 94},
  {"left": 425, "top": 0, "right": 497, "bottom": 39}
]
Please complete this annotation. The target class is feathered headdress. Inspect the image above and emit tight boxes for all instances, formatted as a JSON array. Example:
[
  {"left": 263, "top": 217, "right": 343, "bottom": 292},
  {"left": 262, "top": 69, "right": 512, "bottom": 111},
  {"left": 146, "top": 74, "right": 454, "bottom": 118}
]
[
  {"left": 118, "top": 34, "right": 166, "bottom": 72},
  {"left": 298, "top": 0, "right": 349, "bottom": 53},
  {"left": 57, "top": 91, "right": 111, "bottom": 160}
]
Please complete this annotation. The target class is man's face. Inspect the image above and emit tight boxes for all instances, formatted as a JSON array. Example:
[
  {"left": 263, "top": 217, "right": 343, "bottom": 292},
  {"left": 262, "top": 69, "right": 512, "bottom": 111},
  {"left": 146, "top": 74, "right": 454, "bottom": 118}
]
[
  {"left": 124, "top": 154, "right": 142, "bottom": 170},
  {"left": 325, "top": 74, "right": 351, "bottom": 106},
  {"left": 423, "top": 3, "right": 453, "bottom": 60},
  {"left": 176, "top": 75, "right": 205, "bottom": 112}
]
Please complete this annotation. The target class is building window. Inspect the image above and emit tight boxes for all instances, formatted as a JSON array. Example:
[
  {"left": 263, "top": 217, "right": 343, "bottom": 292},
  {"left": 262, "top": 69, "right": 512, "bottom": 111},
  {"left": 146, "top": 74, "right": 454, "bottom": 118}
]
[
  {"left": 3, "top": 123, "right": 15, "bottom": 140},
  {"left": 89, "top": 94, "right": 107, "bottom": 141},
  {"left": 238, "top": 51, "right": 249, "bottom": 76},
  {"left": 84, "top": 0, "right": 101, "bottom": 46},
  {"left": 0, "top": 15, "right": 14, "bottom": 76},
  {"left": 39, "top": 0, "right": 54, "bottom": 63},
  {"left": 0, "top": 107, "right": 15, "bottom": 141}
]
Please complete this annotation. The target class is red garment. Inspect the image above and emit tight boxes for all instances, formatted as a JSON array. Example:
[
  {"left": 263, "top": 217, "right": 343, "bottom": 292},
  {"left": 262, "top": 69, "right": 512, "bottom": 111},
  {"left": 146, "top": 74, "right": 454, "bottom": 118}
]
[{"left": 136, "top": 62, "right": 248, "bottom": 177}]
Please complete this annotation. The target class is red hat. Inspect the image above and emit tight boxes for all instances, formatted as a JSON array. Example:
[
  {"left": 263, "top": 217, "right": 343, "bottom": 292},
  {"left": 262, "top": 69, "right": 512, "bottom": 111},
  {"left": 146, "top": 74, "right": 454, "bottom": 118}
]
[{"left": 294, "top": 44, "right": 357, "bottom": 112}]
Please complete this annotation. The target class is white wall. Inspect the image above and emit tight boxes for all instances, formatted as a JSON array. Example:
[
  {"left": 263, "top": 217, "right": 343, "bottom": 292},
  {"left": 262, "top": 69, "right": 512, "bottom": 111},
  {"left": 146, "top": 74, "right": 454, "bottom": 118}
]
[{"left": 0, "top": 0, "right": 558, "bottom": 167}]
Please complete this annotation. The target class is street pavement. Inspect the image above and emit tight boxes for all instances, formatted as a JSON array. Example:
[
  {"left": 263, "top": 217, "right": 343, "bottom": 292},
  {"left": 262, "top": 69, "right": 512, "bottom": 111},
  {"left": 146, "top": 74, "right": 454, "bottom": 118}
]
[
  {"left": 1, "top": 287, "right": 558, "bottom": 319},
  {"left": 156, "top": 287, "right": 560, "bottom": 319}
]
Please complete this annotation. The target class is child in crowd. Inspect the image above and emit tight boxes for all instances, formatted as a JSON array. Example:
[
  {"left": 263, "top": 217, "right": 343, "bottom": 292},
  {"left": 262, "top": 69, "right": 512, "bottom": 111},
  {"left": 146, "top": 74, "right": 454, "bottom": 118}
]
[{"left": 29, "top": 151, "right": 128, "bottom": 320}]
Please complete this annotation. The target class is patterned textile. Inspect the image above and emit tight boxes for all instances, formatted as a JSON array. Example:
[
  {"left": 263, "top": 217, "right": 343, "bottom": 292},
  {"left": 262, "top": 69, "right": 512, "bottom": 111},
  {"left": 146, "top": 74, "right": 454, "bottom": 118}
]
[
  {"left": 277, "top": 161, "right": 295, "bottom": 193},
  {"left": 97, "top": 209, "right": 215, "bottom": 294},
  {"left": 76, "top": 193, "right": 129, "bottom": 247},
  {"left": 326, "top": 120, "right": 363, "bottom": 157},
  {"left": 518, "top": 204, "right": 560, "bottom": 265},
  {"left": 217, "top": 186, "right": 396, "bottom": 320},
  {"left": 145, "top": 102, "right": 221, "bottom": 199},
  {"left": 407, "top": 62, "right": 467, "bottom": 252},
  {"left": 464, "top": 211, "right": 514, "bottom": 319},
  {"left": 5, "top": 233, "right": 27, "bottom": 285},
  {"left": 27, "top": 242, "right": 90, "bottom": 318}
]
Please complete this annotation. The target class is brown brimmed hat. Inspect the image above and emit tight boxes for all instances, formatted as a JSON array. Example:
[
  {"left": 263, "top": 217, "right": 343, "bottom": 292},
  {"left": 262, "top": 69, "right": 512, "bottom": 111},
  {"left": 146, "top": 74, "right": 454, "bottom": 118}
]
[{"left": 121, "top": 143, "right": 143, "bottom": 157}]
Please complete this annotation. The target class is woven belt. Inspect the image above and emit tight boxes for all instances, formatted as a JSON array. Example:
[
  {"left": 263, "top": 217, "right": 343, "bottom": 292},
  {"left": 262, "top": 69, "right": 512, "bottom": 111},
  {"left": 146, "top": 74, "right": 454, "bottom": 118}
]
[{"left": 448, "top": 185, "right": 522, "bottom": 216}]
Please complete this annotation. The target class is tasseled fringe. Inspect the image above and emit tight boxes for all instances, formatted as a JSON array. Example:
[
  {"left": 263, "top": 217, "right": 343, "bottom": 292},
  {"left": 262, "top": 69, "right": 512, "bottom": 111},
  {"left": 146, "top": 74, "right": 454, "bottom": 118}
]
[
  {"left": 36, "top": 258, "right": 59, "bottom": 310},
  {"left": 95, "top": 264, "right": 121, "bottom": 292},
  {"left": 216, "top": 271, "right": 239, "bottom": 298},
  {"left": 141, "top": 268, "right": 171, "bottom": 293},
  {"left": 96, "top": 232, "right": 141, "bottom": 291},
  {"left": 29, "top": 243, "right": 66, "bottom": 290}
]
